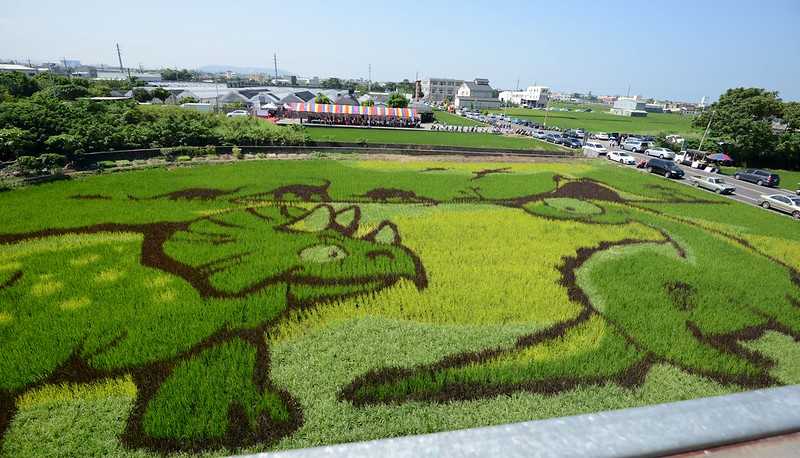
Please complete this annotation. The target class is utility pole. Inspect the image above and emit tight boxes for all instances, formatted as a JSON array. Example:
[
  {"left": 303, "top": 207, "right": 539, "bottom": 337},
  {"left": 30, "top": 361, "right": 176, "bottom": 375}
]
[
  {"left": 626, "top": 83, "right": 631, "bottom": 98},
  {"left": 543, "top": 95, "right": 551, "bottom": 127},
  {"left": 516, "top": 77, "right": 520, "bottom": 91},
  {"left": 698, "top": 110, "right": 715, "bottom": 152},
  {"left": 368, "top": 63, "right": 371, "bottom": 93},
  {"left": 273, "top": 53, "right": 278, "bottom": 83},
  {"left": 116, "top": 43, "right": 130, "bottom": 79}
]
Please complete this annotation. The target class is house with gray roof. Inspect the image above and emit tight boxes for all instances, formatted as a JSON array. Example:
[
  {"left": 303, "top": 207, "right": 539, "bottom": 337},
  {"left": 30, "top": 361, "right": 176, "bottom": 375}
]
[{"left": 454, "top": 78, "right": 501, "bottom": 109}]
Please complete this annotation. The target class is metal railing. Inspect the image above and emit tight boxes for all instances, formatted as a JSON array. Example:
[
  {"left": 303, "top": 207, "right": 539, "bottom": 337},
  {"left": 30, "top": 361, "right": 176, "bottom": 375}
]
[{"left": 237, "top": 385, "right": 800, "bottom": 458}]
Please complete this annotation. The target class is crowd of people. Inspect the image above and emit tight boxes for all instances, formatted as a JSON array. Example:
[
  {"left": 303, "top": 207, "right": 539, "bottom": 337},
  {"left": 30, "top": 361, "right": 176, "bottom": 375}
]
[
  {"left": 430, "top": 123, "right": 494, "bottom": 133},
  {"left": 300, "top": 114, "right": 421, "bottom": 128}
]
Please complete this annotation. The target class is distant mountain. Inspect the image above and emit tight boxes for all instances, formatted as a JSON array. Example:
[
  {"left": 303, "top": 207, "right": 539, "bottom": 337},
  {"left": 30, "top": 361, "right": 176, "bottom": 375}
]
[{"left": 199, "top": 64, "right": 292, "bottom": 76}]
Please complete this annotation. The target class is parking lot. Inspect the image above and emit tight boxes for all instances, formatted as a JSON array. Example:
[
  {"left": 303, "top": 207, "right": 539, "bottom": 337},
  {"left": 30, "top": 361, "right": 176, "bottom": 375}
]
[
  {"left": 599, "top": 142, "right": 798, "bottom": 216},
  {"left": 444, "top": 111, "right": 798, "bottom": 218}
]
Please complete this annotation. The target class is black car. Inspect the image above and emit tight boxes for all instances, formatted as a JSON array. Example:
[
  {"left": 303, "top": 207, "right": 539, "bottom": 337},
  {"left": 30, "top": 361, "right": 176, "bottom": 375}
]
[
  {"left": 646, "top": 158, "right": 684, "bottom": 178},
  {"left": 733, "top": 169, "right": 780, "bottom": 187},
  {"left": 563, "top": 138, "right": 582, "bottom": 148}
]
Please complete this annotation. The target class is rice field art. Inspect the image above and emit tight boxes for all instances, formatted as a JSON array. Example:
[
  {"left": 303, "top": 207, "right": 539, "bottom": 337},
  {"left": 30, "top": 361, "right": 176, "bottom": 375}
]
[{"left": 1, "top": 158, "right": 799, "bottom": 456}]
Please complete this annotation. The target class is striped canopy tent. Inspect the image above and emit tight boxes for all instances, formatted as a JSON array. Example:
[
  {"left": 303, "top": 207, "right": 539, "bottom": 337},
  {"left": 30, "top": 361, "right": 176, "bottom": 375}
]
[{"left": 288, "top": 102, "right": 418, "bottom": 119}]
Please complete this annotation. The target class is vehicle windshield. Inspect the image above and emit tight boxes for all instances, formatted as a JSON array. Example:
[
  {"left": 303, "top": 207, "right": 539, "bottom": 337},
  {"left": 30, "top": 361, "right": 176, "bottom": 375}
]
[
  {"left": 710, "top": 178, "right": 723, "bottom": 184},
  {"left": 791, "top": 198, "right": 800, "bottom": 206}
]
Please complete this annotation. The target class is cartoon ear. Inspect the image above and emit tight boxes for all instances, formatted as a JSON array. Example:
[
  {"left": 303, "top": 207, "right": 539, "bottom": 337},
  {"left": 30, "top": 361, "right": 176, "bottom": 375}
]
[
  {"left": 333, "top": 206, "right": 361, "bottom": 236},
  {"left": 289, "top": 205, "right": 333, "bottom": 232},
  {"left": 334, "top": 207, "right": 357, "bottom": 228},
  {"left": 364, "top": 221, "right": 400, "bottom": 245}
]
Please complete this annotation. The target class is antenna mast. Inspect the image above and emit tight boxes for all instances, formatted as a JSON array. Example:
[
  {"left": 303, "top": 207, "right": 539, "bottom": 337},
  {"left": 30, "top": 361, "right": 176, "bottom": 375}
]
[{"left": 273, "top": 53, "right": 278, "bottom": 82}]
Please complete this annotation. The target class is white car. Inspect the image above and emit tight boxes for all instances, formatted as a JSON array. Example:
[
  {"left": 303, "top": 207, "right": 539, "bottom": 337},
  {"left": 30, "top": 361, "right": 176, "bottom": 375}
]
[
  {"left": 645, "top": 147, "right": 676, "bottom": 160},
  {"left": 226, "top": 110, "right": 249, "bottom": 117},
  {"left": 593, "top": 132, "right": 610, "bottom": 140},
  {"left": 608, "top": 151, "right": 637, "bottom": 165},
  {"left": 759, "top": 194, "right": 800, "bottom": 219},
  {"left": 583, "top": 141, "right": 608, "bottom": 156}
]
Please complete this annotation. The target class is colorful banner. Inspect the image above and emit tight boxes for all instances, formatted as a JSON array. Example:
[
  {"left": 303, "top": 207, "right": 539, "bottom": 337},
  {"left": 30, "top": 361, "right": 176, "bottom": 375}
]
[{"left": 287, "top": 103, "right": 417, "bottom": 119}]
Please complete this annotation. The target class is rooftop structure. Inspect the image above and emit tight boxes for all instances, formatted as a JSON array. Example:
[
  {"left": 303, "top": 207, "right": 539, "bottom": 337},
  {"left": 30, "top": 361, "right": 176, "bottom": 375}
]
[
  {"left": 454, "top": 79, "right": 501, "bottom": 109},
  {"left": 498, "top": 86, "right": 550, "bottom": 108}
]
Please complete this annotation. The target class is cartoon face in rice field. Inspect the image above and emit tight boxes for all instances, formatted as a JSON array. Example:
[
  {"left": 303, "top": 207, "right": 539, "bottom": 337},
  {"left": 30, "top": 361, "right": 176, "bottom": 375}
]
[{"left": 0, "top": 201, "right": 425, "bottom": 451}]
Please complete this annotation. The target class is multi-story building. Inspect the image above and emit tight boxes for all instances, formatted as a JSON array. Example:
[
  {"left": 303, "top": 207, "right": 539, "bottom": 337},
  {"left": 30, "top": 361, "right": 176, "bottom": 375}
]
[
  {"left": 498, "top": 86, "right": 550, "bottom": 108},
  {"left": 454, "top": 78, "right": 501, "bottom": 109},
  {"left": 421, "top": 77, "right": 463, "bottom": 102},
  {"left": 610, "top": 98, "right": 648, "bottom": 117}
]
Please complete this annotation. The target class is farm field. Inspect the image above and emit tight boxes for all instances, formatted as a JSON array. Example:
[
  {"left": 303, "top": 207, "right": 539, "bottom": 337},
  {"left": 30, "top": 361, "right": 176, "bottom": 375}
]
[
  {"left": 432, "top": 109, "right": 486, "bottom": 126},
  {"left": 303, "top": 126, "right": 563, "bottom": 151},
  {"left": 1, "top": 158, "right": 799, "bottom": 456},
  {"left": 487, "top": 106, "right": 701, "bottom": 137}
]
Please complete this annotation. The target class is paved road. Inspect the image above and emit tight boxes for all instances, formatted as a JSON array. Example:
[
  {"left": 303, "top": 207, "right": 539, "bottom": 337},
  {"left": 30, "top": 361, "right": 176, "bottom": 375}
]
[{"left": 596, "top": 143, "right": 799, "bottom": 218}]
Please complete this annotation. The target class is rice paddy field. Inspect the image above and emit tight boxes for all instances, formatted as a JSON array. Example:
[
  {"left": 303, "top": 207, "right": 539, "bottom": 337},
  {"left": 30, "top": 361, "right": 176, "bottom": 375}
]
[
  {"left": 487, "top": 106, "right": 701, "bottom": 137},
  {"left": 303, "top": 126, "right": 564, "bottom": 151},
  {"left": 1, "top": 157, "right": 799, "bottom": 457}
]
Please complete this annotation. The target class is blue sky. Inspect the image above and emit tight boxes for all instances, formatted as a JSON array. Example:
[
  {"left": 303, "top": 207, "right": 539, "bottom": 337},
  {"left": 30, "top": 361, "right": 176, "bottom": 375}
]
[{"left": 1, "top": 0, "right": 798, "bottom": 101}]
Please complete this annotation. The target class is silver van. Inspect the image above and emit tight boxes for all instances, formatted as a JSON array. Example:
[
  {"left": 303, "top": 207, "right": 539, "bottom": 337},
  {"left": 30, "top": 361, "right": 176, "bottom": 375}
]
[{"left": 622, "top": 139, "right": 649, "bottom": 153}]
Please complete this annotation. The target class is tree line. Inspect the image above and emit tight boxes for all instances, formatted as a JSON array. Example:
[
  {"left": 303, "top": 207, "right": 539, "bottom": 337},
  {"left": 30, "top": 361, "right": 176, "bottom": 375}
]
[
  {"left": 0, "top": 72, "right": 306, "bottom": 165},
  {"left": 692, "top": 88, "right": 800, "bottom": 170}
]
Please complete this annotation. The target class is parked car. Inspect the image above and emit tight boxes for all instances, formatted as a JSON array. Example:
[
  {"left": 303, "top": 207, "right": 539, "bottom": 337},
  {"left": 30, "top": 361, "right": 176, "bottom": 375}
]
[
  {"left": 646, "top": 158, "right": 684, "bottom": 178},
  {"left": 583, "top": 141, "right": 608, "bottom": 156},
  {"left": 534, "top": 131, "right": 547, "bottom": 139},
  {"left": 759, "top": 194, "right": 800, "bottom": 219},
  {"left": 733, "top": 169, "right": 781, "bottom": 187},
  {"left": 226, "top": 110, "right": 249, "bottom": 117},
  {"left": 545, "top": 133, "right": 563, "bottom": 143},
  {"left": 645, "top": 147, "right": 676, "bottom": 160},
  {"left": 689, "top": 176, "right": 735, "bottom": 194},
  {"left": 608, "top": 151, "right": 637, "bottom": 165},
  {"left": 563, "top": 138, "right": 583, "bottom": 149},
  {"left": 622, "top": 139, "right": 649, "bottom": 153},
  {"left": 592, "top": 132, "right": 610, "bottom": 140}
]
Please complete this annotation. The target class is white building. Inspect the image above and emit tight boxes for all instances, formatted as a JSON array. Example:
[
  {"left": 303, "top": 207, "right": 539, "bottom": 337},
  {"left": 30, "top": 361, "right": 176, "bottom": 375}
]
[
  {"left": 454, "top": 78, "right": 501, "bottom": 110},
  {"left": 610, "top": 98, "right": 648, "bottom": 117},
  {"left": 498, "top": 86, "right": 550, "bottom": 108},
  {"left": 96, "top": 70, "right": 162, "bottom": 83},
  {"left": 0, "top": 63, "right": 38, "bottom": 76},
  {"left": 421, "top": 77, "right": 464, "bottom": 102}
]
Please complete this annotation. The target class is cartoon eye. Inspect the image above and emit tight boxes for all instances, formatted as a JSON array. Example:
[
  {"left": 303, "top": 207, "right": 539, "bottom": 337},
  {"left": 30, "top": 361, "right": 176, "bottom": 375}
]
[{"left": 299, "top": 244, "right": 348, "bottom": 263}]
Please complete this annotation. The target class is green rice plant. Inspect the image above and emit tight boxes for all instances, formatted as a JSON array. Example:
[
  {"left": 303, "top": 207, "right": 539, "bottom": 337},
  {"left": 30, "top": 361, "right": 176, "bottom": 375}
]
[{"left": 0, "top": 157, "right": 798, "bottom": 456}]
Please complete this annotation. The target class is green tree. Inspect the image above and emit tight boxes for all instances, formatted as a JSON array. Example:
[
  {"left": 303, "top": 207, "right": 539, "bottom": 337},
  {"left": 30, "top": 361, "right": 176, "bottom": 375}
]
[
  {"left": 361, "top": 98, "right": 375, "bottom": 107},
  {"left": 0, "top": 72, "right": 39, "bottom": 98},
  {"left": 396, "top": 79, "right": 415, "bottom": 94},
  {"left": 321, "top": 78, "right": 343, "bottom": 89},
  {"left": 782, "top": 101, "right": 800, "bottom": 130},
  {"left": 41, "top": 83, "right": 89, "bottom": 100},
  {"left": 387, "top": 92, "right": 409, "bottom": 108},
  {"left": 178, "top": 96, "right": 199, "bottom": 104},
  {"left": 88, "top": 83, "right": 112, "bottom": 97},
  {"left": 0, "top": 127, "right": 35, "bottom": 161},
  {"left": 44, "top": 133, "right": 84, "bottom": 158},
  {"left": 151, "top": 87, "right": 171, "bottom": 101},
  {"left": 315, "top": 93, "right": 332, "bottom": 104},
  {"left": 693, "top": 88, "right": 783, "bottom": 167},
  {"left": 132, "top": 88, "right": 153, "bottom": 103}
]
